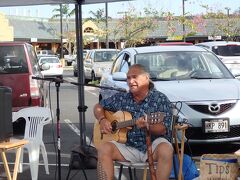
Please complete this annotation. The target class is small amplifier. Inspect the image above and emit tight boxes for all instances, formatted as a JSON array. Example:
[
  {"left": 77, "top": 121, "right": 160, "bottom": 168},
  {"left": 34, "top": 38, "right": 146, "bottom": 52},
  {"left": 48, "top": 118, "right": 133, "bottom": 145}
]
[{"left": 0, "top": 86, "right": 13, "bottom": 142}]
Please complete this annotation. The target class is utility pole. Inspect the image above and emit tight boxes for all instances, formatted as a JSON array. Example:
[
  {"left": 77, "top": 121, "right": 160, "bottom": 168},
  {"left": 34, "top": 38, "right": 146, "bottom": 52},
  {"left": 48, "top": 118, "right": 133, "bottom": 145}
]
[
  {"left": 105, "top": 2, "right": 109, "bottom": 48},
  {"left": 182, "top": 0, "right": 186, "bottom": 42},
  {"left": 60, "top": 4, "right": 65, "bottom": 66},
  {"left": 225, "top": 7, "right": 231, "bottom": 40},
  {"left": 60, "top": 4, "right": 63, "bottom": 60}
]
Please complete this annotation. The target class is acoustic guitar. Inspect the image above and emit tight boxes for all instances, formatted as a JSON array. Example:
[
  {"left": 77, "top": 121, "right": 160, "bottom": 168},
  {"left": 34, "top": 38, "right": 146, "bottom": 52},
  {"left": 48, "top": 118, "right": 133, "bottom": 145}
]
[{"left": 93, "top": 110, "right": 165, "bottom": 149}]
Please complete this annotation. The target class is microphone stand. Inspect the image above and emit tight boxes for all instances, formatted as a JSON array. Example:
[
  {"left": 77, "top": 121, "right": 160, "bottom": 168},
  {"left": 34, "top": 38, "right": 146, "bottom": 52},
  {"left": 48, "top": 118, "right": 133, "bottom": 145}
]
[
  {"left": 55, "top": 80, "right": 61, "bottom": 180},
  {"left": 32, "top": 76, "right": 63, "bottom": 180}
]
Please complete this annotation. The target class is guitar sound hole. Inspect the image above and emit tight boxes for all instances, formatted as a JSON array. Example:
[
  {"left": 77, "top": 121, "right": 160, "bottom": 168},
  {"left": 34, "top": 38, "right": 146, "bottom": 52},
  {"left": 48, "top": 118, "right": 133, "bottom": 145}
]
[{"left": 111, "top": 121, "right": 117, "bottom": 132}]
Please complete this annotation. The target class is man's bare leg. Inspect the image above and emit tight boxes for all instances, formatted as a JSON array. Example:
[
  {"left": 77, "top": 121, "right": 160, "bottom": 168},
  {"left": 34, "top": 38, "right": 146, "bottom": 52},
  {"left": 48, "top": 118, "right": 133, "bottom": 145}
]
[
  {"left": 154, "top": 142, "right": 173, "bottom": 180},
  {"left": 97, "top": 142, "right": 126, "bottom": 180}
]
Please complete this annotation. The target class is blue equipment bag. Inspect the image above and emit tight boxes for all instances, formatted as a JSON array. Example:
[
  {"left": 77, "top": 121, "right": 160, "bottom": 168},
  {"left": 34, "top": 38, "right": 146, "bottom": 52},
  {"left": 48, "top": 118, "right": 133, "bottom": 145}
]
[{"left": 170, "top": 154, "right": 199, "bottom": 180}]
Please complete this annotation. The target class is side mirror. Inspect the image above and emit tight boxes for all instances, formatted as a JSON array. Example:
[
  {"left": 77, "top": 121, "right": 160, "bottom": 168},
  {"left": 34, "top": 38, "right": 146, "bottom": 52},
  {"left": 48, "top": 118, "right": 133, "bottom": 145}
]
[
  {"left": 234, "top": 74, "right": 240, "bottom": 79},
  {"left": 112, "top": 72, "right": 127, "bottom": 81},
  {"left": 230, "top": 68, "right": 240, "bottom": 78}
]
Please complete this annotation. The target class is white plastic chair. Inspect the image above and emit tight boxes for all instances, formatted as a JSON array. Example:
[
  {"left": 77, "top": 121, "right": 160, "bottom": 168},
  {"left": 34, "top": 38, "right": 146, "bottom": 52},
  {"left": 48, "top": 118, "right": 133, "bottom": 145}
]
[{"left": 12, "top": 107, "right": 52, "bottom": 180}]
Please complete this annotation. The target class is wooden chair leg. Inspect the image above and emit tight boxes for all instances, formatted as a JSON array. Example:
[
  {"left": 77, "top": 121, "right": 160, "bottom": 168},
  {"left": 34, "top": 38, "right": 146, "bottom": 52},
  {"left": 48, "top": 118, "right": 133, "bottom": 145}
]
[
  {"left": 1, "top": 152, "right": 12, "bottom": 180},
  {"left": 143, "top": 167, "right": 147, "bottom": 180},
  {"left": 178, "top": 129, "right": 186, "bottom": 180},
  {"left": 174, "top": 124, "right": 189, "bottom": 180},
  {"left": 12, "top": 147, "right": 22, "bottom": 180},
  {"left": 174, "top": 129, "right": 180, "bottom": 162}
]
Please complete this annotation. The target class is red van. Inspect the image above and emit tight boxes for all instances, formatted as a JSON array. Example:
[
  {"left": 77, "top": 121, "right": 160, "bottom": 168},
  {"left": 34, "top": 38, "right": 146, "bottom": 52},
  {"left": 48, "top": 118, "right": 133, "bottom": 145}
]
[{"left": 0, "top": 42, "right": 48, "bottom": 113}]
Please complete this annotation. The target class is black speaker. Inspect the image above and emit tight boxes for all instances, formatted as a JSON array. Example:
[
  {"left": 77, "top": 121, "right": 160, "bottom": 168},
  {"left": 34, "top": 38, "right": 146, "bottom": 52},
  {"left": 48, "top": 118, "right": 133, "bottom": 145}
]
[{"left": 0, "top": 86, "right": 13, "bottom": 142}]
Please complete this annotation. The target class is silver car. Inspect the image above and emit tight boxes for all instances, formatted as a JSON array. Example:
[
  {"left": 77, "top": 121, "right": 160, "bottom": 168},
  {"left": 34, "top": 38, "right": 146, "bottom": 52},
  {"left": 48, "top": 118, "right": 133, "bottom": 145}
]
[
  {"left": 99, "top": 45, "right": 240, "bottom": 144},
  {"left": 84, "top": 49, "right": 119, "bottom": 83},
  {"left": 195, "top": 41, "right": 240, "bottom": 76},
  {"left": 73, "top": 49, "right": 89, "bottom": 77}
]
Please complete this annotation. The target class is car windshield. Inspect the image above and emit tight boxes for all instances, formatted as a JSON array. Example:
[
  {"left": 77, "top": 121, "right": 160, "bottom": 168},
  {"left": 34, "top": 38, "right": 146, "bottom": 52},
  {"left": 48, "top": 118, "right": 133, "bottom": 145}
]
[
  {"left": 135, "top": 51, "right": 233, "bottom": 80},
  {"left": 95, "top": 51, "right": 118, "bottom": 62},
  {"left": 40, "top": 57, "right": 59, "bottom": 64},
  {"left": 0, "top": 46, "right": 28, "bottom": 74},
  {"left": 212, "top": 45, "right": 240, "bottom": 56}
]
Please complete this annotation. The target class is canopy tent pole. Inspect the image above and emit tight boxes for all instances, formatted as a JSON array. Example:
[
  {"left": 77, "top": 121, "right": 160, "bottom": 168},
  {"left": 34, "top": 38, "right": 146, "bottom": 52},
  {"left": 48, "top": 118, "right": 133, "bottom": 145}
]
[{"left": 75, "top": 2, "right": 87, "bottom": 146}]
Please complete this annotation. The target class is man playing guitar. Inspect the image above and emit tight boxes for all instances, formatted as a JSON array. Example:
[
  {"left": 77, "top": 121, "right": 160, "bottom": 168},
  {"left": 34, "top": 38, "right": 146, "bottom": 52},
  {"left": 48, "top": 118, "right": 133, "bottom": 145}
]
[{"left": 94, "top": 64, "right": 173, "bottom": 180}]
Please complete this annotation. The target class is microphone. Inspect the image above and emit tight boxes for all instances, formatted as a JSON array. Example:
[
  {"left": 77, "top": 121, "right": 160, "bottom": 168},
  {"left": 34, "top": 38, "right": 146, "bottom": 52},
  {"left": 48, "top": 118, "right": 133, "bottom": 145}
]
[
  {"left": 172, "top": 102, "right": 188, "bottom": 125},
  {"left": 172, "top": 107, "right": 180, "bottom": 124},
  {"left": 172, "top": 107, "right": 178, "bottom": 116},
  {"left": 172, "top": 101, "right": 185, "bottom": 124}
]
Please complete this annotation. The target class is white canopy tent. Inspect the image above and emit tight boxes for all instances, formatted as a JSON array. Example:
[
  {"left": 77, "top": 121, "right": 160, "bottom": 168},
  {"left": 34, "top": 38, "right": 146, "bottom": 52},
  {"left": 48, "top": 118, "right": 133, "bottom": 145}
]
[
  {"left": 0, "top": 0, "right": 130, "bottom": 6},
  {"left": 0, "top": 0, "right": 131, "bottom": 145}
]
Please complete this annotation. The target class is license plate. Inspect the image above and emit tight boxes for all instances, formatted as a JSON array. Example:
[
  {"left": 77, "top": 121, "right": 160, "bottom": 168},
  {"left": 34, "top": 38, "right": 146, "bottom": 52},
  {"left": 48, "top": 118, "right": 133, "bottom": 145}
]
[{"left": 202, "top": 118, "right": 230, "bottom": 133}]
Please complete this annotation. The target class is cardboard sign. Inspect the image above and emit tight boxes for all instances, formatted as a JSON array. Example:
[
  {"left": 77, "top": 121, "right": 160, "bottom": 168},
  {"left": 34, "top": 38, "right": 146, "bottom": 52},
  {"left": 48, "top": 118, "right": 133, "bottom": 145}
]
[{"left": 200, "top": 154, "right": 239, "bottom": 180}]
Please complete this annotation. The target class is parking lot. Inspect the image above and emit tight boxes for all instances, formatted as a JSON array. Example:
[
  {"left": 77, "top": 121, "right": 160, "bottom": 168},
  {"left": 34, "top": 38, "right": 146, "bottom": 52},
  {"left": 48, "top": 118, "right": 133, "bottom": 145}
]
[{"left": 0, "top": 0, "right": 240, "bottom": 178}]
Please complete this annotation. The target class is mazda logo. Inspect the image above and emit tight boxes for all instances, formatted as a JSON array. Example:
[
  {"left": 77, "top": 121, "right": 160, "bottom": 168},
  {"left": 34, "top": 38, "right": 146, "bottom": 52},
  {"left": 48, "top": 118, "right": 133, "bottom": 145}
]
[{"left": 208, "top": 103, "right": 221, "bottom": 113}]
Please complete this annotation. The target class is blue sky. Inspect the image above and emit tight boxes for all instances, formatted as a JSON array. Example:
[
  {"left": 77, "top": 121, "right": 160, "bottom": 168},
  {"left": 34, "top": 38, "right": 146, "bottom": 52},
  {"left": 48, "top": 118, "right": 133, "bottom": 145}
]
[{"left": 0, "top": 0, "right": 239, "bottom": 18}]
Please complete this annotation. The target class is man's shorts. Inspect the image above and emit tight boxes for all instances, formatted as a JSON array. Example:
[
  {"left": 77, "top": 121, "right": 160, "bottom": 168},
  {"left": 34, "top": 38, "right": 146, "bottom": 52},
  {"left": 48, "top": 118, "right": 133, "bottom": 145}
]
[{"left": 111, "top": 137, "right": 173, "bottom": 163}]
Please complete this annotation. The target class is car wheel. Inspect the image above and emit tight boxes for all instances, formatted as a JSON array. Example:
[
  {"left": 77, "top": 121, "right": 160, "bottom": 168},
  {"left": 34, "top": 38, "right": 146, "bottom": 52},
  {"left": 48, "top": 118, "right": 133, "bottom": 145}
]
[
  {"left": 84, "top": 73, "right": 91, "bottom": 84},
  {"left": 74, "top": 71, "right": 78, "bottom": 77},
  {"left": 57, "top": 75, "right": 63, "bottom": 79},
  {"left": 91, "top": 72, "right": 96, "bottom": 82}
]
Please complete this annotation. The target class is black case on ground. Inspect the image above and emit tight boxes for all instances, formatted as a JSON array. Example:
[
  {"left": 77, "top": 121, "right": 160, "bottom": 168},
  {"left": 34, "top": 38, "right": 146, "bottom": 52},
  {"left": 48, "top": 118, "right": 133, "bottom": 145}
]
[{"left": 0, "top": 86, "right": 13, "bottom": 142}]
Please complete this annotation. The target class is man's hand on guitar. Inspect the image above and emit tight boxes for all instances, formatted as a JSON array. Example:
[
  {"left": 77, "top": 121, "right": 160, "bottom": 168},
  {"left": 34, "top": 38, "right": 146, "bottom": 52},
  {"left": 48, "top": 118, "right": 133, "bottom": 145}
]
[
  {"left": 136, "top": 116, "right": 149, "bottom": 129},
  {"left": 99, "top": 118, "right": 112, "bottom": 134}
]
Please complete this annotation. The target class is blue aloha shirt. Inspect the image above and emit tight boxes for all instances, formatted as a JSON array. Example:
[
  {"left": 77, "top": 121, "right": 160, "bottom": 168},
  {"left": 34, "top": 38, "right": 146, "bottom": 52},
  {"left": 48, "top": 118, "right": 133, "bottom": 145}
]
[{"left": 99, "top": 87, "right": 173, "bottom": 153}]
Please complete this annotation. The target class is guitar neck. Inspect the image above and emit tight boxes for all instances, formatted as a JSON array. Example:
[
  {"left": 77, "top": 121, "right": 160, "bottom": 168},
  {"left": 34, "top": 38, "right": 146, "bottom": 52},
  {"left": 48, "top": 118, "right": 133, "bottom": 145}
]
[
  {"left": 115, "top": 112, "right": 164, "bottom": 130},
  {"left": 116, "top": 119, "right": 136, "bottom": 129}
]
